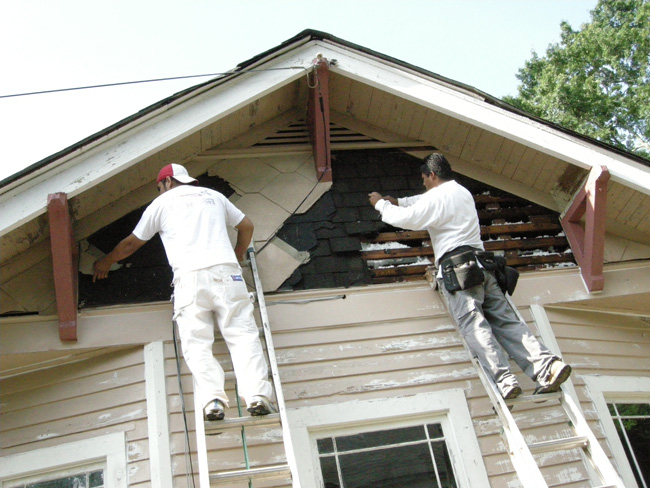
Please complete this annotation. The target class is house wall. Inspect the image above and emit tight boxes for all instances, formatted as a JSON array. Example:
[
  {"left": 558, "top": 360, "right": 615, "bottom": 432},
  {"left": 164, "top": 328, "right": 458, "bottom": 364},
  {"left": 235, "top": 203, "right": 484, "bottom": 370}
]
[
  {"left": 0, "top": 347, "right": 153, "bottom": 487},
  {"left": 3, "top": 275, "right": 648, "bottom": 487},
  {"left": 264, "top": 283, "right": 596, "bottom": 487}
]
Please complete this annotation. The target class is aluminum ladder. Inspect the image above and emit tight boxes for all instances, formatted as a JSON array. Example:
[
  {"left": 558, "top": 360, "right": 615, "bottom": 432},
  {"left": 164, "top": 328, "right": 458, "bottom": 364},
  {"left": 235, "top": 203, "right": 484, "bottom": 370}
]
[
  {"left": 192, "top": 246, "right": 299, "bottom": 487},
  {"left": 433, "top": 281, "right": 624, "bottom": 487}
]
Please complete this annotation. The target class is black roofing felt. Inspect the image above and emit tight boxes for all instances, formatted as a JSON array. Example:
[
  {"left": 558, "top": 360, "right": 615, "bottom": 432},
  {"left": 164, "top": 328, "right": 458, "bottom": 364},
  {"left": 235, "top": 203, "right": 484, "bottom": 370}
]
[
  {"left": 78, "top": 147, "right": 571, "bottom": 308},
  {"left": 3, "top": 29, "right": 647, "bottom": 189}
]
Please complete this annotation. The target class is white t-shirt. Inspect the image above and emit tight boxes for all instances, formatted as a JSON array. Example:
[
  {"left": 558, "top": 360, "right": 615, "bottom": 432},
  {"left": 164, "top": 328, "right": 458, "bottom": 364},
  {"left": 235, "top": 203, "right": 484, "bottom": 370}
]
[
  {"left": 133, "top": 185, "right": 245, "bottom": 274},
  {"left": 374, "top": 180, "right": 484, "bottom": 265}
]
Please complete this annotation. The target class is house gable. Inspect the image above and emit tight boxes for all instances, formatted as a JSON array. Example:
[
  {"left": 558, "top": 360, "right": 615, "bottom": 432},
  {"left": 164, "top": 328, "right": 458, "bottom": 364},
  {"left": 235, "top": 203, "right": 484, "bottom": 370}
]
[{"left": 1, "top": 29, "right": 650, "bottom": 317}]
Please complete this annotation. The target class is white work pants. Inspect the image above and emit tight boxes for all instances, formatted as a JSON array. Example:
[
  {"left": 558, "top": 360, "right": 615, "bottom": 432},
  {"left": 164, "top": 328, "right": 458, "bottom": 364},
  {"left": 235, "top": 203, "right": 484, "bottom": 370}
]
[{"left": 173, "top": 264, "right": 273, "bottom": 410}]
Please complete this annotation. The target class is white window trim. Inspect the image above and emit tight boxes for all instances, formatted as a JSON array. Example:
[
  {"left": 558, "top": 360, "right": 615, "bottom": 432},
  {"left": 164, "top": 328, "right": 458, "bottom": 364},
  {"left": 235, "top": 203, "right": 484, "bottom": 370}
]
[
  {"left": 583, "top": 374, "right": 650, "bottom": 488},
  {"left": 286, "top": 388, "right": 488, "bottom": 487},
  {"left": 0, "top": 432, "right": 127, "bottom": 488}
]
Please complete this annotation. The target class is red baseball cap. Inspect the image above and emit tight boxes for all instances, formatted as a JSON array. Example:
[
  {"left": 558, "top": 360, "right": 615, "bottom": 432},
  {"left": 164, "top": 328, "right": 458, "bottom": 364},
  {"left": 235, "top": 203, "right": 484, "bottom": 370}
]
[{"left": 157, "top": 164, "right": 198, "bottom": 185}]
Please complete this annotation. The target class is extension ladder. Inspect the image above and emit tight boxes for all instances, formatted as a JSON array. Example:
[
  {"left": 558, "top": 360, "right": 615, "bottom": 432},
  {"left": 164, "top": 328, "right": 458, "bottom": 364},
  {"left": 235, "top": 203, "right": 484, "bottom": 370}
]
[
  {"left": 192, "top": 246, "right": 299, "bottom": 487},
  {"left": 434, "top": 282, "right": 624, "bottom": 487}
]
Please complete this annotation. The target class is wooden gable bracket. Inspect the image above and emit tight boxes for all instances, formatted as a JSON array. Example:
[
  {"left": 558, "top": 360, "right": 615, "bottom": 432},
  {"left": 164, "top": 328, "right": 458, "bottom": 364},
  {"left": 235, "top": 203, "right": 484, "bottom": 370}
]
[
  {"left": 307, "top": 54, "right": 332, "bottom": 182},
  {"left": 560, "top": 165, "right": 610, "bottom": 293},
  {"left": 47, "top": 192, "right": 79, "bottom": 342}
]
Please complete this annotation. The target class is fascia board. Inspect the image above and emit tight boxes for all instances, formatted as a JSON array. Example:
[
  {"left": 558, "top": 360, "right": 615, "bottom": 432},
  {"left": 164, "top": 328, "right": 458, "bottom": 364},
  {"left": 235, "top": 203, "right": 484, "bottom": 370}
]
[
  {"left": 0, "top": 43, "right": 323, "bottom": 238},
  {"left": 320, "top": 41, "right": 650, "bottom": 196}
]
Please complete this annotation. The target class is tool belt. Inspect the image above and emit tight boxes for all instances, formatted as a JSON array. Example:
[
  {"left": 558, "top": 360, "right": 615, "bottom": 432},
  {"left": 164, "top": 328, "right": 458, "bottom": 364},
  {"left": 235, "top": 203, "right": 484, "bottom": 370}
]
[
  {"left": 439, "top": 246, "right": 519, "bottom": 295},
  {"left": 439, "top": 246, "right": 484, "bottom": 293}
]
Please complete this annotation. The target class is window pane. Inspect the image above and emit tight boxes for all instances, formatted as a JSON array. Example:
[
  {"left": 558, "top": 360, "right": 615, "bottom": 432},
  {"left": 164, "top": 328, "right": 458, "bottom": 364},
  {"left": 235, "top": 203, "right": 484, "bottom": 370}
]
[
  {"left": 609, "top": 403, "right": 650, "bottom": 486},
  {"left": 427, "top": 423, "right": 444, "bottom": 439},
  {"left": 319, "top": 455, "right": 340, "bottom": 487},
  {"left": 336, "top": 426, "right": 425, "bottom": 451},
  {"left": 317, "top": 437, "right": 334, "bottom": 454},
  {"left": 339, "top": 444, "right": 438, "bottom": 488},
  {"left": 27, "top": 475, "right": 86, "bottom": 488},
  {"left": 431, "top": 441, "right": 458, "bottom": 488},
  {"left": 88, "top": 471, "right": 104, "bottom": 488}
]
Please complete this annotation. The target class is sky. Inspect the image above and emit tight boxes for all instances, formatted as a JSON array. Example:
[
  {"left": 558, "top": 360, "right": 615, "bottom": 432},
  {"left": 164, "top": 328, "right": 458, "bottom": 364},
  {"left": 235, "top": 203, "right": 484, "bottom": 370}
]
[{"left": 0, "top": 0, "right": 598, "bottom": 183}]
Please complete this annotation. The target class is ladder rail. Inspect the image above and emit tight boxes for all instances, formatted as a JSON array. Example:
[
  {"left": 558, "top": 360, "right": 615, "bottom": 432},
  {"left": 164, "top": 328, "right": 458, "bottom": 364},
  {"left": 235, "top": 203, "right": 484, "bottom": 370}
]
[
  {"left": 193, "top": 377, "right": 211, "bottom": 488},
  {"left": 473, "top": 357, "right": 549, "bottom": 487},
  {"left": 560, "top": 391, "right": 625, "bottom": 487},
  {"left": 247, "top": 245, "right": 301, "bottom": 487}
]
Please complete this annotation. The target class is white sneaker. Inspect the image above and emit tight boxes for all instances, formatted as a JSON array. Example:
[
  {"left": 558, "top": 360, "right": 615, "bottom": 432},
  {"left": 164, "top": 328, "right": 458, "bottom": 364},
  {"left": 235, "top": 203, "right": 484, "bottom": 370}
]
[
  {"left": 204, "top": 399, "right": 225, "bottom": 421},
  {"left": 247, "top": 395, "right": 277, "bottom": 416}
]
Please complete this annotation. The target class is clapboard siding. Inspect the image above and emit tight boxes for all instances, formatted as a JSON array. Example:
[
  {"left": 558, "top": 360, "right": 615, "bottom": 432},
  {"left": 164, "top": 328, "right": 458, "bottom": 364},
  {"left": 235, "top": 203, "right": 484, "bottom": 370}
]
[
  {"left": 0, "top": 347, "right": 150, "bottom": 486},
  {"left": 263, "top": 287, "right": 594, "bottom": 487}
]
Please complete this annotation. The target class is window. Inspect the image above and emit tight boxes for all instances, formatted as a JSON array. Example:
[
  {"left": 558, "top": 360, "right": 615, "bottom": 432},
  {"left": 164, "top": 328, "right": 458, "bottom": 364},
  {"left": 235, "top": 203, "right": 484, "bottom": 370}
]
[
  {"left": 6, "top": 466, "right": 104, "bottom": 488},
  {"left": 317, "top": 423, "right": 457, "bottom": 488},
  {"left": 607, "top": 403, "right": 650, "bottom": 487},
  {"left": 286, "top": 389, "right": 488, "bottom": 487},
  {"left": 583, "top": 375, "right": 650, "bottom": 488},
  {"left": 0, "top": 433, "right": 126, "bottom": 488}
]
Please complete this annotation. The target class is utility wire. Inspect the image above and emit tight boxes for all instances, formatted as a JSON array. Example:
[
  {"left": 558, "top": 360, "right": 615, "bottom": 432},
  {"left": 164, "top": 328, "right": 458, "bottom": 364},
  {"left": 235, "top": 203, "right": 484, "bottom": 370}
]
[{"left": 0, "top": 66, "right": 310, "bottom": 99}]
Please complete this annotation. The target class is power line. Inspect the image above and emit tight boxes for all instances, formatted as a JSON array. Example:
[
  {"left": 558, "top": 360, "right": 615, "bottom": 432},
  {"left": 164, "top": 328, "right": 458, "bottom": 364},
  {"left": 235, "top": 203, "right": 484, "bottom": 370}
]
[{"left": 0, "top": 67, "right": 310, "bottom": 99}]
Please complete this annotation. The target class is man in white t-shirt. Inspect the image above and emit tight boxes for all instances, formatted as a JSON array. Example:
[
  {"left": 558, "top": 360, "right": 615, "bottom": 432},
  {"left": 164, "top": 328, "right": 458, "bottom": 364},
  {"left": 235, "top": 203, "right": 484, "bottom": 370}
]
[
  {"left": 93, "top": 164, "right": 275, "bottom": 420},
  {"left": 368, "top": 153, "right": 571, "bottom": 399}
]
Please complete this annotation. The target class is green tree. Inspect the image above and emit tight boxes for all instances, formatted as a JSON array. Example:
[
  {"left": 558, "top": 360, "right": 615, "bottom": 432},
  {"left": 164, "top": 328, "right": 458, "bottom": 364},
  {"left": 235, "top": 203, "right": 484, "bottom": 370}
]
[{"left": 504, "top": 0, "right": 650, "bottom": 159}]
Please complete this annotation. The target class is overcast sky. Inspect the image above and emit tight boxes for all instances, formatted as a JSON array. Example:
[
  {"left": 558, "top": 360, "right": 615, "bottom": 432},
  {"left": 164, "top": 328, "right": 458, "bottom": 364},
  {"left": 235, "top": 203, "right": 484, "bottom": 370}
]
[{"left": 0, "top": 0, "right": 598, "bottom": 182}]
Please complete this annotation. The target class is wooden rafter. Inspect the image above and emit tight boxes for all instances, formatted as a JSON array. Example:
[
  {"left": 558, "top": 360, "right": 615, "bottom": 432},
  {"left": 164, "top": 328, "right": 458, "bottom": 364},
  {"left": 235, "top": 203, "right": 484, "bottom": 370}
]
[
  {"left": 47, "top": 192, "right": 79, "bottom": 341},
  {"left": 560, "top": 165, "right": 610, "bottom": 292},
  {"left": 307, "top": 55, "right": 332, "bottom": 182}
]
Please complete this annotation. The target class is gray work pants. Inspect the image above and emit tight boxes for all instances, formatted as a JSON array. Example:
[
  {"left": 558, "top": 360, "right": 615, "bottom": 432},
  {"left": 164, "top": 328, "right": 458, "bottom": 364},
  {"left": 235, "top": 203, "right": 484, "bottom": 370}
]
[{"left": 439, "top": 269, "right": 558, "bottom": 395}]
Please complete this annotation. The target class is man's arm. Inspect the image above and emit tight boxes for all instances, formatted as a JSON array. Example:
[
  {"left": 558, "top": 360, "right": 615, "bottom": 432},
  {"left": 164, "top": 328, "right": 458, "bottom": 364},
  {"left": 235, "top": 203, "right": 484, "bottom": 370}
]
[
  {"left": 234, "top": 216, "right": 254, "bottom": 262},
  {"left": 368, "top": 192, "right": 398, "bottom": 206},
  {"left": 93, "top": 233, "right": 147, "bottom": 282}
]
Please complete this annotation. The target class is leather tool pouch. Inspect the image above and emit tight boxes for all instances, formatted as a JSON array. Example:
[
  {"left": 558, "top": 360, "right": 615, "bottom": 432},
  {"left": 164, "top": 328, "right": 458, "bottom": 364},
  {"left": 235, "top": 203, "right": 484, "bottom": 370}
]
[
  {"left": 475, "top": 251, "right": 519, "bottom": 295},
  {"left": 440, "top": 250, "right": 484, "bottom": 293}
]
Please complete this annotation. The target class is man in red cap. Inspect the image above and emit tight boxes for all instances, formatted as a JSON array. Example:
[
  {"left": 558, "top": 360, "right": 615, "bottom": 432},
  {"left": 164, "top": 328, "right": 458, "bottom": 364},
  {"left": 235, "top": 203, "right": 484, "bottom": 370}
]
[{"left": 93, "top": 163, "right": 275, "bottom": 420}]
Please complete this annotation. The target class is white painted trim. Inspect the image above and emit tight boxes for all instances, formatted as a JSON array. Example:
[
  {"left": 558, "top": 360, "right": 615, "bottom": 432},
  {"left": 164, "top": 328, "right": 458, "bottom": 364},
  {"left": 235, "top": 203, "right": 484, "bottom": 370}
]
[
  {"left": 529, "top": 304, "right": 581, "bottom": 405},
  {"left": 144, "top": 341, "right": 173, "bottom": 488},
  {"left": 285, "top": 389, "right": 489, "bottom": 487},
  {"left": 4, "top": 39, "right": 649, "bottom": 240},
  {"left": 321, "top": 41, "right": 650, "bottom": 195},
  {"left": 583, "top": 375, "right": 650, "bottom": 488},
  {"left": 0, "top": 432, "right": 127, "bottom": 487},
  {"left": 0, "top": 47, "right": 311, "bottom": 237}
]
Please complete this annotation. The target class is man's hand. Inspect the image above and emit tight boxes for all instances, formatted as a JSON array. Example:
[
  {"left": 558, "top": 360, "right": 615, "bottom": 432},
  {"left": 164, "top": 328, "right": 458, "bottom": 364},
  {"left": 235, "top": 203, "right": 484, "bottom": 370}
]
[
  {"left": 92, "top": 234, "right": 147, "bottom": 282},
  {"left": 93, "top": 255, "right": 114, "bottom": 282},
  {"left": 368, "top": 192, "right": 384, "bottom": 206}
]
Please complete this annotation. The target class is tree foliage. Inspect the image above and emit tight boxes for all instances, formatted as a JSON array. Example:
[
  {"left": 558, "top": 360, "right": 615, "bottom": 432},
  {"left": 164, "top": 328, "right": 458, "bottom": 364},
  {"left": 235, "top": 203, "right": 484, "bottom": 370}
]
[{"left": 504, "top": 0, "right": 650, "bottom": 159}]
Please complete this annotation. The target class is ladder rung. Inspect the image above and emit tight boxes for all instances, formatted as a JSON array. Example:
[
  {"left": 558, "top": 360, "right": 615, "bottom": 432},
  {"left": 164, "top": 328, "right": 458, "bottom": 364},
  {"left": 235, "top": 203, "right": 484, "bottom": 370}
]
[
  {"left": 528, "top": 435, "right": 589, "bottom": 454},
  {"left": 210, "top": 464, "right": 292, "bottom": 483},
  {"left": 205, "top": 413, "right": 281, "bottom": 433},
  {"left": 505, "top": 390, "right": 563, "bottom": 406}
]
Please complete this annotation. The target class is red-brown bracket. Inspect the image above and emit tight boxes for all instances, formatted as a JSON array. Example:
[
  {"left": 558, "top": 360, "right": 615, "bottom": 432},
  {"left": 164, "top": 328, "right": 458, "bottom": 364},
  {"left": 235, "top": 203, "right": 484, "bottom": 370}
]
[
  {"left": 47, "top": 192, "right": 79, "bottom": 341},
  {"left": 560, "top": 165, "right": 610, "bottom": 292},
  {"left": 307, "top": 56, "right": 332, "bottom": 182}
]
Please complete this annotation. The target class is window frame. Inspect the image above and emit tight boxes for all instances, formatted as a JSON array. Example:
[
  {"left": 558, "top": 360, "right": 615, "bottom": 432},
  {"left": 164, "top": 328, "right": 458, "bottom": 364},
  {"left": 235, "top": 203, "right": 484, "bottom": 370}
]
[
  {"left": 0, "top": 432, "right": 127, "bottom": 488},
  {"left": 583, "top": 375, "right": 650, "bottom": 488},
  {"left": 285, "top": 388, "right": 488, "bottom": 487}
]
